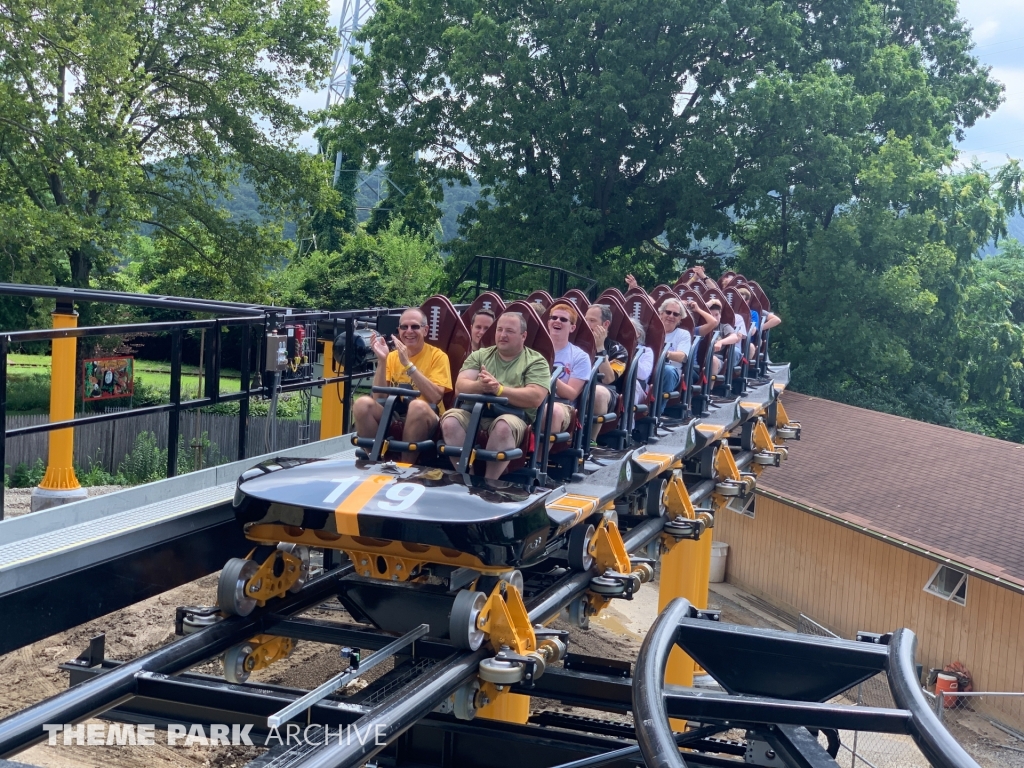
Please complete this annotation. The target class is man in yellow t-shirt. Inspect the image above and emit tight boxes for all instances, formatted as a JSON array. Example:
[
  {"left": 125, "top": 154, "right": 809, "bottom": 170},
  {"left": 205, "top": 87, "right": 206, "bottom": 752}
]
[{"left": 353, "top": 308, "right": 452, "bottom": 463}]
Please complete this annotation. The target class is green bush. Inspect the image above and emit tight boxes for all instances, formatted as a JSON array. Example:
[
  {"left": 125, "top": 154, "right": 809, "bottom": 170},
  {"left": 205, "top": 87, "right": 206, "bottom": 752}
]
[
  {"left": 202, "top": 393, "right": 307, "bottom": 418},
  {"left": 115, "top": 431, "right": 166, "bottom": 486},
  {"left": 177, "top": 432, "right": 226, "bottom": 473},
  {"left": 131, "top": 379, "right": 168, "bottom": 407},
  {"left": 75, "top": 448, "right": 117, "bottom": 487},
  {"left": 6, "top": 375, "right": 51, "bottom": 413},
  {"left": 6, "top": 458, "right": 46, "bottom": 488}
]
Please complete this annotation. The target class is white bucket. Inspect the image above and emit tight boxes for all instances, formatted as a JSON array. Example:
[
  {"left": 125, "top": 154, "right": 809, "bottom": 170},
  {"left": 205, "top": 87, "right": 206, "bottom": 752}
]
[{"left": 709, "top": 541, "right": 729, "bottom": 583}]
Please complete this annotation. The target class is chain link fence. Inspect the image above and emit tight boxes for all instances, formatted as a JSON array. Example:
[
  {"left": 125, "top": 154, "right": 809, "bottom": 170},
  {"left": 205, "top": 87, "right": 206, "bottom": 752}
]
[
  {"left": 797, "top": 614, "right": 1024, "bottom": 768},
  {"left": 935, "top": 691, "right": 1024, "bottom": 766}
]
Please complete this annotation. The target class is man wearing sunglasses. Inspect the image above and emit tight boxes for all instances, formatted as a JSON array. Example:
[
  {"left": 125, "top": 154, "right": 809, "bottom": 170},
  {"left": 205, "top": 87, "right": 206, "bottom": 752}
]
[
  {"left": 353, "top": 308, "right": 452, "bottom": 463},
  {"left": 546, "top": 302, "right": 591, "bottom": 436}
]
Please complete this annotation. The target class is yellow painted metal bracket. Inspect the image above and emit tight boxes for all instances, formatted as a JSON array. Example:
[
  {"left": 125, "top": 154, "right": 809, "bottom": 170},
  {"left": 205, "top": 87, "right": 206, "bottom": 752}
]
[
  {"left": 588, "top": 519, "right": 631, "bottom": 575},
  {"left": 244, "top": 634, "right": 295, "bottom": 674},
  {"left": 478, "top": 582, "right": 536, "bottom": 654},
  {"left": 347, "top": 551, "right": 425, "bottom": 581},
  {"left": 663, "top": 473, "right": 696, "bottom": 520},
  {"left": 713, "top": 440, "right": 741, "bottom": 482},
  {"left": 245, "top": 549, "right": 306, "bottom": 606},
  {"left": 752, "top": 418, "right": 776, "bottom": 453}
]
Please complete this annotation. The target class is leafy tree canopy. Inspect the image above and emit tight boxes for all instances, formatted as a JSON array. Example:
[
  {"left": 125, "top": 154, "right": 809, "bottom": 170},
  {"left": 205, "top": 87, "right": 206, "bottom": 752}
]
[
  {"left": 0, "top": 0, "right": 337, "bottom": 309},
  {"left": 276, "top": 217, "right": 445, "bottom": 310},
  {"left": 328, "top": 0, "right": 1000, "bottom": 274}
]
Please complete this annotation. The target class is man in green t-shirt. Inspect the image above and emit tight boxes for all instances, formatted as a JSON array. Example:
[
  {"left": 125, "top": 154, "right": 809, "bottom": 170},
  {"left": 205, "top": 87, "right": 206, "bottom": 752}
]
[{"left": 440, "top": 311, "right": 551, "bottom": 478}]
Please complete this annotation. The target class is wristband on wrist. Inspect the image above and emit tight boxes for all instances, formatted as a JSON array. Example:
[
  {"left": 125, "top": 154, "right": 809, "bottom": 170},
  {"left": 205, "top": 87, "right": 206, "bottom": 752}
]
[
  {"left": 497, "top": 384, "right": 505, "bottom": 396},
  {"left": 405, "top": 363, "right": 417, "bottom": 375}
]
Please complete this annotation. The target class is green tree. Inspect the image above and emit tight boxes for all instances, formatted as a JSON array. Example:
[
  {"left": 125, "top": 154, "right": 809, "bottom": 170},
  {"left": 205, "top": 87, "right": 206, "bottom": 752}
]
[
  {"left": 0, "top": 0, "right": 336, "bottom": 299},
  {"left": 736, "top": 145, "right": 1024, "bottom": 428},
  {"left": 330, "top": 0, "right": 999, "bottom": 277},
  {"left": 277, "top": 218, "right": 444, "bottom": 310}
]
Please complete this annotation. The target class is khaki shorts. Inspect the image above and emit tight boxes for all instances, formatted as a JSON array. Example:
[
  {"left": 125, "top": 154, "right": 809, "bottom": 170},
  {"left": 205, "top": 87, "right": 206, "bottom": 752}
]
[
  {"left": 440, "top": 408, "right": 530, "bottom": 447},
  {"left": 551, "top": 402, "right": 574, "bottom": 433}
]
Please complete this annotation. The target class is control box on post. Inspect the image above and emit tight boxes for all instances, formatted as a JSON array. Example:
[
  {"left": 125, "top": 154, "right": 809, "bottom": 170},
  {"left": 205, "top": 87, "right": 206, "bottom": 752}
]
[{"left": 265, "top": 332, "right": 289, "bottom": 372}]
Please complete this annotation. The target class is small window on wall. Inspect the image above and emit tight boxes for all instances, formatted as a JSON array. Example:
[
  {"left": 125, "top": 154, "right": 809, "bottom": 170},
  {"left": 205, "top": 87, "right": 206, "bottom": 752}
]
[{"left": 924, "top": 565, "right": 968, "bottom": 606}]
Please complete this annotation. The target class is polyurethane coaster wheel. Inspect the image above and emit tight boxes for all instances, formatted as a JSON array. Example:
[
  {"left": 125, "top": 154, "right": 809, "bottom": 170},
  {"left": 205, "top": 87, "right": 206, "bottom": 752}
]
[
  {"left": 501, "top": 570, "right": 524, "bottom": 593},
  {"left": 568, "top": 523, "right": 596, "bottom": 572},
  {"left": 478, "top": 656, "right": 526, "bottom": 685},
  {"left": 217, "top": 558, "right": 259, "bottom": 617},
  {"left": 453, "top": 680, "right": 481, "bottom": 721},
  {"left": 645, "top": 474, "right": 669, "bottom": 517},
  {"left": 449, "top": 589, "right": 487, "bottom": 651},
  {"left": 223, "top": 642, "right": 254, "bottom": 684},
  {"left": 590, "top": 574, "right": 626, "bottom": 596},
  {"left": 714, "top": 481, "right": 741, "bottom": 497},
  {"left": 567, "top": 596, "right": 590, "bottom": 629}
]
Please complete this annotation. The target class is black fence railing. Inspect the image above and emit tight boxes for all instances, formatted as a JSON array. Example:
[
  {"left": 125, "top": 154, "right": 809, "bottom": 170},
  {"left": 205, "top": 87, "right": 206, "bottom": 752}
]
[
  {"left": 0, "top": 290, "right": 409, "bottom": 519},
  {"left": 450, "top": 255, "right": 597, "bottom": 303}
]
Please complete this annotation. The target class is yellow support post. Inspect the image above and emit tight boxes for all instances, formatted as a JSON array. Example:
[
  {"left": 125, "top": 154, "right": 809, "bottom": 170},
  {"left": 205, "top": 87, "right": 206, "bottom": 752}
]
[
  {"left": 658, "top": 473, "right": 702, "bottom": 728},
  {"left": 320, "top": 340, "right": 345, "bottom": 440},
  {"left": 31, "top": 307, "right": 87, "bottom": 511}
]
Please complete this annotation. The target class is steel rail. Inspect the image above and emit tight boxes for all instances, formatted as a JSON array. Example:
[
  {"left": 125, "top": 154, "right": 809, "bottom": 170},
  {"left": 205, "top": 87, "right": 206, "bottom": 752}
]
[
  {"left": 267, "top": 624, "right": 429, "bottom": 727},
  {"left": 0, "top": 283, "right": 271, "bottom": 316},
  {"left": 633, "top": 597, "right": 693, "bottom": 768},
  {"left": 0, "top": 565, "right": 352, "bottom": 759}
]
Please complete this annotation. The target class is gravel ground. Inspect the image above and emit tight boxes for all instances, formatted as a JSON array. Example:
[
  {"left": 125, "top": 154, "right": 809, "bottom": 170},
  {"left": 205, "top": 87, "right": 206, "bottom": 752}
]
[{"left": 3, "top": 486, "right": 124, "bottom": 518}]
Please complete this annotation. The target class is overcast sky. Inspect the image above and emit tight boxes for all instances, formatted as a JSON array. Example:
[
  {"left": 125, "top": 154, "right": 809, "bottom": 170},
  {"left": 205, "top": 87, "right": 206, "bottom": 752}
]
[
  {"left": 303, "top": 0, "right": 1023, "bottom": 166},
  {"left": 957, "top": 0, "right": 1024, "bottom": 167}
]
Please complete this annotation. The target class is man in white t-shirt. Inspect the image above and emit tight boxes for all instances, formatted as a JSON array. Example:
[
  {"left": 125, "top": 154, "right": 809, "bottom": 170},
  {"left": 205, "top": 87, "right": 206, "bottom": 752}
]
[{"left": 546, "top": 302, "right": 591, "bottom": 433}]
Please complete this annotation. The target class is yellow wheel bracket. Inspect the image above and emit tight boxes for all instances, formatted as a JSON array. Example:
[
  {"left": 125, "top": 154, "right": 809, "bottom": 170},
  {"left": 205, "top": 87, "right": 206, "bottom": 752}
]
[
  {"left": 243, "top": 634, "right": 295, "bottom": 674},
  {"left": 664, "top": 473, "right": 696, "bottom": 520},
  {"left": 713, "top": 440, "right": 741, "bottom": 482},
  {"left": 245, "top": 550, "right": 306, "bottom": 606},
  {"left": 588, "top": 519, "right": 631, "bottom": 575},
  {"left": 478, "top": 582, "right": 536, "bottom": 655},
  {"left": 752, "top": 418, "right": 776, "bottom": 453}
]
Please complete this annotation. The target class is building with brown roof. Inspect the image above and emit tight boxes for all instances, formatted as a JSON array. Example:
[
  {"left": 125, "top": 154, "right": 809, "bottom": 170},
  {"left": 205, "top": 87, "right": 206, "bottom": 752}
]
[{"left": 716, "top": 392, "right": 1024, "bottom": 728}]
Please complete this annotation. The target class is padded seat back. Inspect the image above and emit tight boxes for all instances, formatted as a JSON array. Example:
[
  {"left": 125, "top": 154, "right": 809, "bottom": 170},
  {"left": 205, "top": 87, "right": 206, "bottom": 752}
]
[
  {"left": 748, "top": 281, "right": 771, "bottom": 312},
  {"left": 479, "top": 300, "right": 555, "bottom": 366},
  {"left": 421, "top": 295, "right": 472, "bottom": 409},
  {"left": 703, "top": 286, "right": 739, "bottom": 330},
  {"left": 650, "top": 284, "right": 677, "bottom": 307},
  {"left": 597, "top": 287, "right": 626, "bottom": 307},
  {"left": 526, "top": 290, "right": 555, "bottom": 309},
  {"left": 561, "top": 289, "right": 591, "bottom": 310},
  {"left": 622, "top": 290, "right": 666, "bottom": 361},
  {"left": 461, "top": 291, "right": 506, "bottom": 326},
  {"left": 678, "top": 268, "right": 701, "bottom": 284},
  {"left": 722, "top": 287, "right": 753, "bottom": 339}
]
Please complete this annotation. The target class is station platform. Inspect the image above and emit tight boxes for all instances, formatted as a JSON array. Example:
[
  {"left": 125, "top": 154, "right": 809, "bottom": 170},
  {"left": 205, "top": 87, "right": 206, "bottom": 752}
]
[{"left": 0, "top": 436, "right": 356, "bottom": 655}]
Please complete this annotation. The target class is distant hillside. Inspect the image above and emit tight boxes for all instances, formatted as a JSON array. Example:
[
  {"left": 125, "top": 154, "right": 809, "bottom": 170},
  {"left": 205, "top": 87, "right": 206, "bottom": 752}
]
[
  {"left": 977, "top": 212, "right": 1024, "bottom": 257},
  {"left": 218, "top": 171, "right": 480, "bottom": 243}
]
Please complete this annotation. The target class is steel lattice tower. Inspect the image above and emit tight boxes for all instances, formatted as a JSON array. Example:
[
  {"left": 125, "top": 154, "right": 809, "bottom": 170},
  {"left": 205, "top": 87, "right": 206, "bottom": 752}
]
[
  {"left": 326, "top": 0, "right": 376, "bottom": 107},
  {"left": 325, "top": 0, "right": 376, "bottom": 183}
]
